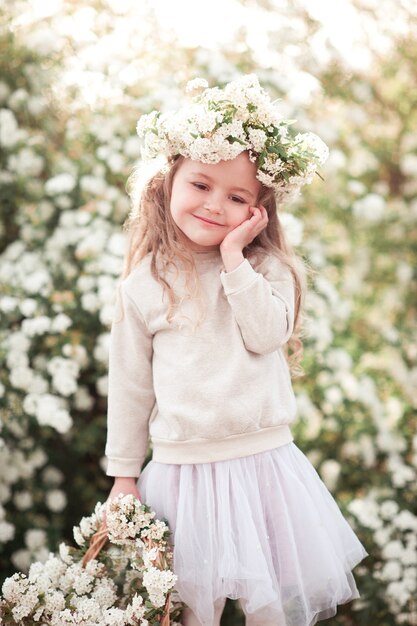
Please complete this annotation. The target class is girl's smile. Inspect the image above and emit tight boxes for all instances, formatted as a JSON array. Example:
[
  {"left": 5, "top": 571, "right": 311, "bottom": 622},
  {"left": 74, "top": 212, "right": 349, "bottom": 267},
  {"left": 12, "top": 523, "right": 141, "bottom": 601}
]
[{"left": 193, "top": 214, "right": 225, "bottom": 226}]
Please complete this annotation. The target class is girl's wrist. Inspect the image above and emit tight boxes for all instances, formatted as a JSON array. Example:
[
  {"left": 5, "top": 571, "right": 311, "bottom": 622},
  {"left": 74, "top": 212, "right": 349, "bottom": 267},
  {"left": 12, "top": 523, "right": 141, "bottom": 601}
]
[{"left": 220, "top": 248, "right": 244, "bottom": 272}]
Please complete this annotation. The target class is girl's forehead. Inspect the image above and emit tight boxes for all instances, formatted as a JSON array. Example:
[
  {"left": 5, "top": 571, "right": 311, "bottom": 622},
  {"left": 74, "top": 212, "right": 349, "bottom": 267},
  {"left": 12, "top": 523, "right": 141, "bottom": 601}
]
[{"left": 178, "top": 153, "right": 260, "bottom": 188}]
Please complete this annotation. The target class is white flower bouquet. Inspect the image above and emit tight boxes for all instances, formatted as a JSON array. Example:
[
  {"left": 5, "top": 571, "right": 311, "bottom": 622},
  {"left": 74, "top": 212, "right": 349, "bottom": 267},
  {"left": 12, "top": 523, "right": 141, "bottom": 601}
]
[{"left": 0, "top": 494, "right": 184, "bottom": 625}]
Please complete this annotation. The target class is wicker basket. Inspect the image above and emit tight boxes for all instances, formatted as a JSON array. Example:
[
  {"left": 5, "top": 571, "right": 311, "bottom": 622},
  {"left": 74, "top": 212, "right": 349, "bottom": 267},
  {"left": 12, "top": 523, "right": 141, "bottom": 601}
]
[{"left": 81, "top": 520, "right": 172, "bottom": 626}]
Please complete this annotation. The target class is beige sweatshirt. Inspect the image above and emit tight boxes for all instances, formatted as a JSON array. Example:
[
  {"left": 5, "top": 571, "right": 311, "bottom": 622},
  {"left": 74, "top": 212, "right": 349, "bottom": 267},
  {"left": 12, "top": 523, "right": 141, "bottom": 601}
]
[{"left": 105, "top": 248, "right": 298, "bottom": 477}]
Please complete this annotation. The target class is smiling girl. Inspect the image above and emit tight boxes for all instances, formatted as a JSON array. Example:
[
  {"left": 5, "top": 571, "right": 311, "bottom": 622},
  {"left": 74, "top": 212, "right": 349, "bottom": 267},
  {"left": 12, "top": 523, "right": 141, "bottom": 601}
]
[{"left": 104, "top": 75, "right": 368, "bottom": 626}]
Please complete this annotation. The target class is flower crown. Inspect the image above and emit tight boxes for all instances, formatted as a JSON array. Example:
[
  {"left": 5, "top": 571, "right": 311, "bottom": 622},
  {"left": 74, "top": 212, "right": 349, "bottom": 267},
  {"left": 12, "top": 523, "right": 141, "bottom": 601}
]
[{"left": 136, "top": 74, "right": 329, "bottom": 205}]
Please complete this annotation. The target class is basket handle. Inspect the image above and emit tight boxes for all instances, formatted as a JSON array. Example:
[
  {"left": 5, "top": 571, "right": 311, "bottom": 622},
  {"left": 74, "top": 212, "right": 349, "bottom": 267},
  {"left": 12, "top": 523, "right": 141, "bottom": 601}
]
[
  {"left": 161, "top": 592, "right": 171, "bottom": 626},
  {"left": 81, "top": 520, "right": 109, "bottom": 566}
]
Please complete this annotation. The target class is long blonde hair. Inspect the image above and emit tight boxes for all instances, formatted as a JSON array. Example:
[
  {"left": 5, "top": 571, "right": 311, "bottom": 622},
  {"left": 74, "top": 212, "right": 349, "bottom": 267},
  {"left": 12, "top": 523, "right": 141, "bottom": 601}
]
[{"left": 120, "top": 153, "right": 310, "bottom": 378}]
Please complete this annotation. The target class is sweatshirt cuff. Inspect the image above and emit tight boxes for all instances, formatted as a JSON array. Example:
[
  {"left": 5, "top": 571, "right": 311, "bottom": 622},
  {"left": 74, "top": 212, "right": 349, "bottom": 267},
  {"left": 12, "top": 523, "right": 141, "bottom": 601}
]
[
  {"left": 220, "top": 258, "right": 258, "bottom": 295},
  {"left": 105, "top": 456, "right": 144, "bottom": 478}
]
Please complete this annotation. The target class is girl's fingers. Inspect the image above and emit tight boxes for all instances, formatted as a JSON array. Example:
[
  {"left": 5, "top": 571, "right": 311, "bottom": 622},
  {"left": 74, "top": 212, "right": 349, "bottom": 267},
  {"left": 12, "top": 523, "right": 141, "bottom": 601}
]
[
  {"left": 250, "top": 206, "right": 261, "bottom": 218},
  {"left": 250, "top": 206, "right": 268, "bottom": 224},
  {"left": 251, "top": 205, "right": 267, "bottom": 214},
  {"left": 258, "top": 205, "right": 268, "bottom": 218}
]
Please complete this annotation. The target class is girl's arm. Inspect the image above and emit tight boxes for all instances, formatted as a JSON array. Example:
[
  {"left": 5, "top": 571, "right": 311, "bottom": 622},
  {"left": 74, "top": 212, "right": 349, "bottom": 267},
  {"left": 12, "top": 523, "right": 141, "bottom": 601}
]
[
  {"left": 218, "top": 205, "right": 295, "bottom": 355},
  {"left": 108, "top": 476, "right": 141, "bottom": 499},
  {"left": 104, "top": 280, "right": 155, "bottom": 479},
  {"left": 219, "top": 254, "right": 295, "bottom": 355},
  {"left": 104, "top": 476, "right": 141, "bottom": 523}
]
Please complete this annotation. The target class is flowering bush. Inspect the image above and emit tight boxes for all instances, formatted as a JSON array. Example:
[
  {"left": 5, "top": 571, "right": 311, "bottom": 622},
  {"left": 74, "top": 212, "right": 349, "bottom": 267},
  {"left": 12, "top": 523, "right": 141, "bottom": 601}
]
[
  {"left": 346, "top": 491, "right": 417, "bottom": 622},
  {"left": 0, "top": 494, "right": 184, "bottom": 625},
  {"left": 0, "top": 1, "right": 141, "bottom": 579}
]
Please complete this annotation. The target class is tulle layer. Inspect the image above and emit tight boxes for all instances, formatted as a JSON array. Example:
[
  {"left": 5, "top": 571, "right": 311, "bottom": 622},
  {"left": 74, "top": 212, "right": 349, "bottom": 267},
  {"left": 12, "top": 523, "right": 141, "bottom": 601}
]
[{"left": 138, "top": 442, "right": 369, "bottom": 626}]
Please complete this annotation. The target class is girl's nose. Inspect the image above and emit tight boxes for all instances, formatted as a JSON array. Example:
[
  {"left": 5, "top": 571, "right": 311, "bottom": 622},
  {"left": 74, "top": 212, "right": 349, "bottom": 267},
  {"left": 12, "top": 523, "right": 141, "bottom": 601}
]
[{"left": 204, "top": 195, "right": 223, "bottom": 214}]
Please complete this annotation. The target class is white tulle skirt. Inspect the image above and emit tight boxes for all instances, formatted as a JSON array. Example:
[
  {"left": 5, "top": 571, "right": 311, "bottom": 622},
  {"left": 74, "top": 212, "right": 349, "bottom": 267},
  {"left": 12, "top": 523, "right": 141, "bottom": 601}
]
[{"left": 137, "top": 441, "right": 369, "bottom": 626}]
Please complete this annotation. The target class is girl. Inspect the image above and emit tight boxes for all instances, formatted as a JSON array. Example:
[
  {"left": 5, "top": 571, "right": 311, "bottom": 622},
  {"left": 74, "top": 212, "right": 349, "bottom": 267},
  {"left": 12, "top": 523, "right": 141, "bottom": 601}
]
[{"left": 104, "top": 75, "right": 369, "bottom": 626}]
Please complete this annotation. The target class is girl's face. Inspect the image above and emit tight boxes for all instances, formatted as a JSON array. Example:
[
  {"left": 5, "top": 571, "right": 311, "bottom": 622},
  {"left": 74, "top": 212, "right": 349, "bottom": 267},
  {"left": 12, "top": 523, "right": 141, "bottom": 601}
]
[{"left": 170, "top": 151, "right": 261, "bottom": 252}]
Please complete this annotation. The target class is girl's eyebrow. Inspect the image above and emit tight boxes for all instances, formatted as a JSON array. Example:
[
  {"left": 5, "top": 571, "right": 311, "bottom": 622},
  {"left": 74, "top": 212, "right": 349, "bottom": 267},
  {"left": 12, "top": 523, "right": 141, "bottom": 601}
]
[{"left": 189, "top": 171, "right": 255, "bottom": 199}]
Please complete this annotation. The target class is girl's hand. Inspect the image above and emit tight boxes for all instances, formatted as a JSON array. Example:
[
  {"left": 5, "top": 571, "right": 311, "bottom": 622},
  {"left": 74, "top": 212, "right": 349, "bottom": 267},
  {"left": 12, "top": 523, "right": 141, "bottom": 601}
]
[
  {"left": 220, "top": 205, "right": 268, "bottom": 271},
  {"left": 220, "top": 205, "right": 268, "bottom": 254},
  {"left": 103, "top": 477, "right": 141, "bottom": 525}
]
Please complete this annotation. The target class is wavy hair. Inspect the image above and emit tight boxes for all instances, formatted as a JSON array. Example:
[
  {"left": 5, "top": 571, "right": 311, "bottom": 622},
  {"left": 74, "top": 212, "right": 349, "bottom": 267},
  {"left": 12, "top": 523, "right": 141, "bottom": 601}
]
[{"left": 119, "top": 153, "right": 310, "bottom": 378}]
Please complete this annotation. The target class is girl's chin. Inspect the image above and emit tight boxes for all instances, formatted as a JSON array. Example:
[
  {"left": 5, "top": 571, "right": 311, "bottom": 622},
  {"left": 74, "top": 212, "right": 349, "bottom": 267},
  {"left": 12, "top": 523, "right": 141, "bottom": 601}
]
[{"left": 177, "top": 234, "right": 220, "bottom": 252}]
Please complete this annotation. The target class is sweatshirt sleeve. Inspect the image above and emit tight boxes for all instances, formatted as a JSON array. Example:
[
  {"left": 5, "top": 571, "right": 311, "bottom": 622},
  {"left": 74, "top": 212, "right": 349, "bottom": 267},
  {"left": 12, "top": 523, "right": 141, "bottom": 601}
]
[
  {"left": 219, "top": 256, "right": 295, "bottom": 355},
  {"left": 104, "top": 281, "right": 156, "bottom": 478}
]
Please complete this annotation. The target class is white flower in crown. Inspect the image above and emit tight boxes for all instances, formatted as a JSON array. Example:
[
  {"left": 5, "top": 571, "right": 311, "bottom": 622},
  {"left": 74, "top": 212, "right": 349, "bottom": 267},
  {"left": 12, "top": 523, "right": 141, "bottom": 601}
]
[{"left": 136, "top": 74, "right": 329, "bottom": 202}]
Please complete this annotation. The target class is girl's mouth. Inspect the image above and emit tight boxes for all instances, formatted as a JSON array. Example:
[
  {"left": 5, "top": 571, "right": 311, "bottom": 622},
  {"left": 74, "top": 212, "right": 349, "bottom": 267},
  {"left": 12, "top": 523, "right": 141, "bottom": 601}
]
[{"left": 194, "top": 215, "right": 224, "bottom": 226}]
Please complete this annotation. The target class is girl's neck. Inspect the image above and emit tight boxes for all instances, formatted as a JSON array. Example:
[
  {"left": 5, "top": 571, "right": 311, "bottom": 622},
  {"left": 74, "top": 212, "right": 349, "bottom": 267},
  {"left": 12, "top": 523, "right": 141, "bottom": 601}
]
[{"left": 188, "top": 247, "right": 222, "bottom": 262}]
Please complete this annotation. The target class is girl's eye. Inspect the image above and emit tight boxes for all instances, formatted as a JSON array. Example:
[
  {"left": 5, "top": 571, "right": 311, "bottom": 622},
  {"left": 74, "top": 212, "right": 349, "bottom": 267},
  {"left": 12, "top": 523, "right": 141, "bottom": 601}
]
[{"left": 191, "top": 183, "right": 245, "bottom": 204}]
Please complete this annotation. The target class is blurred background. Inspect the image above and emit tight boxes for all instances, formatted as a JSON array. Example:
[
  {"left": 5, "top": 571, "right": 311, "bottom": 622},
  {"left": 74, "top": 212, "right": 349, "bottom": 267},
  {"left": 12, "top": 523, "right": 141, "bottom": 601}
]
[{"left": 0, "top": 0, "right": 416, "bottom": 624}]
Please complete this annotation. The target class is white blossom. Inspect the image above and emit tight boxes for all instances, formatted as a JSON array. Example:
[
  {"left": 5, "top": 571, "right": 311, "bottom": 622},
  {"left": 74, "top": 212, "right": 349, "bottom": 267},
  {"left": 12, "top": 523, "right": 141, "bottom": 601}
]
[
  {"left": 142, "top": 566, "right": 177, "bottom": 607},
  {"left": 379, "top": 500, "right": 400, "bottom": 520},
  {"left": 42, "top": 466, "right": 65, "bottom": 485},
  {"left": 46, "top": 489, "right": 68, "bottom": 512},
  {"left": 0, "top": 520, "right": 15, "bottom": 542},
  {"left": 380, "top": 560, "right": 403, "bottom": 582},
  {"left": 59, "top": 542, "right": 74, "bottom": 565},
  {"left": 8, "top": 148, "right": 44, "bottom": 177},
  {"left": 393, "top": 510, "right": 417, "bottom": 531},
  {"left": 23, "top": 393, "right": 73, "bottom": 433},
  {"left": 400, "top": 153, "right": 417, "bottom": 176},
  {"left": 0, "top": 108, "right": 23, "bottom": 147},
  {"left": 352, "top": 193, "right": 386, "bottom": 221},
  {"left": 385, "top": 580, "right": 411, "bottom": 607},
  {"left": 381, "top": 540, "right": 404, "bottom": 560},
  {"left": 47, "top": 356, "right": 80, "bottom": 396},
  {"left": 25, "top": 529, "right": 47, "bottom": 551},
  {"left": 45, "top": 173, "right": 77, "bottom": 195},
  {"left": 319, "top": 459, "right": 341, "bottom": 490}
]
